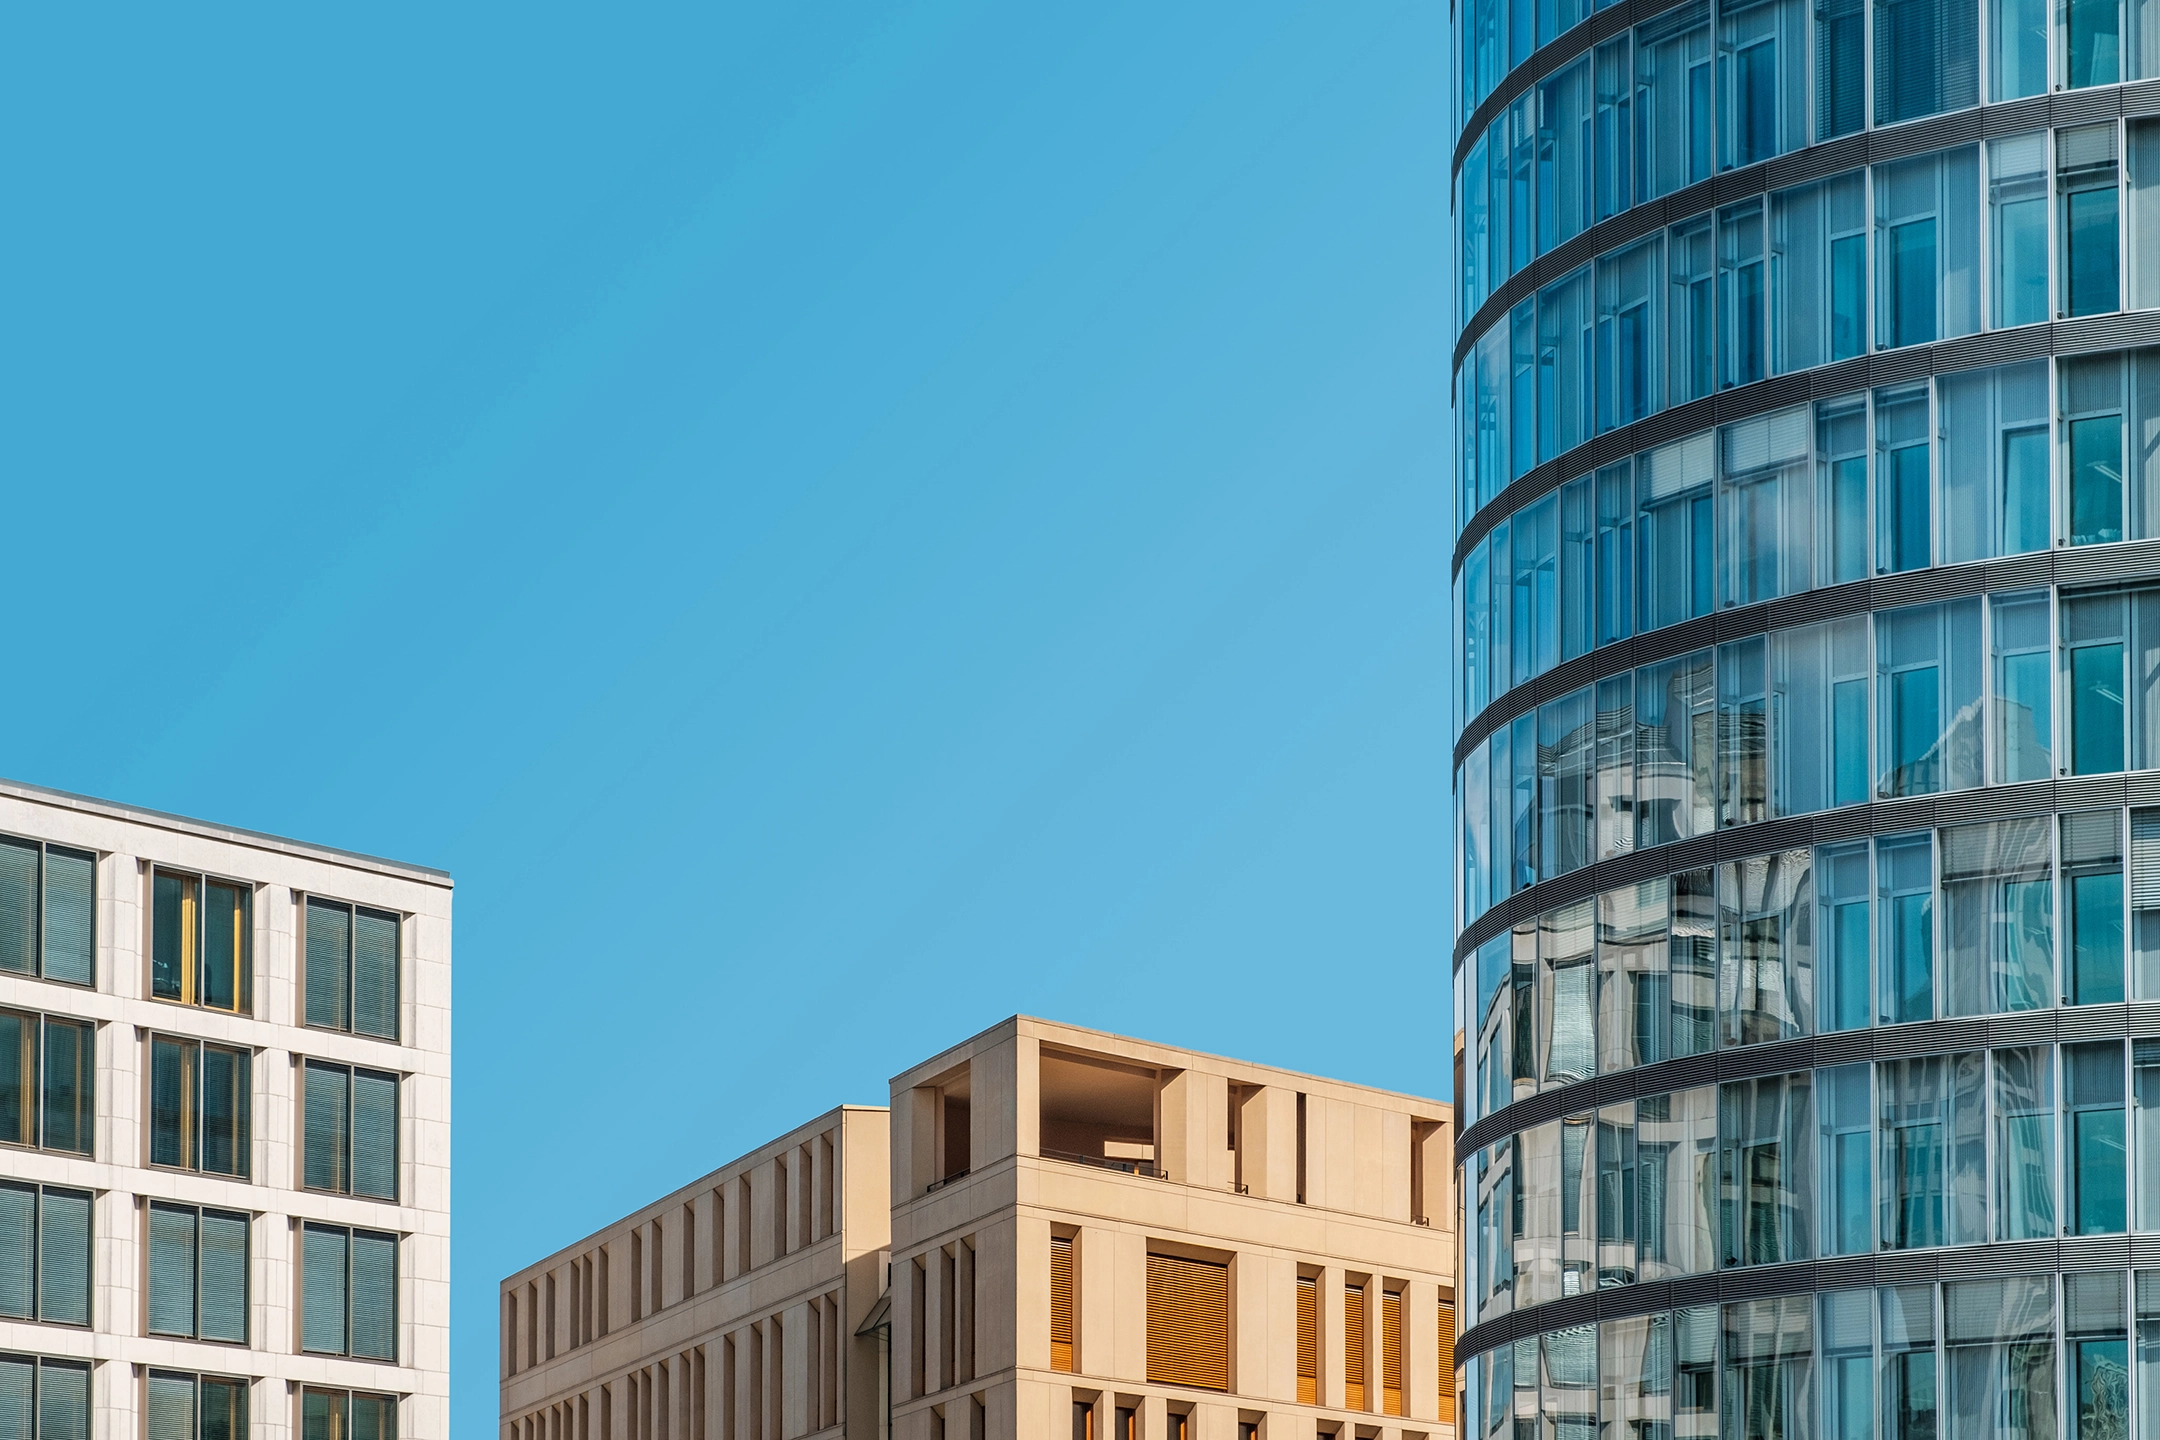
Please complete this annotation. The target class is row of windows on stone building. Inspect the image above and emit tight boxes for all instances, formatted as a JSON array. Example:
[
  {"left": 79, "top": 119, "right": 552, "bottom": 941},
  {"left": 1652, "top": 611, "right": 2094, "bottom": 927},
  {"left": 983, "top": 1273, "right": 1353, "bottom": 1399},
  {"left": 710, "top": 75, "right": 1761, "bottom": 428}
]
[
  {"left": 0, "top": 841, "right": 404, "bottom": 1043},
  {"left": 1458, "top": 585, "right": 2160, "bottom": 920},
  {"left": 1459, "top": 0, "right": 2160, "bottom": 298},
  {"left": 1457, "top": 132, "right": 2160, "bottom": 534},
  {"left": 1464, "top": 813, "right": 2160, "bottom": 1119},
  {"left": 1458, "top": 1278, "right": 2132, "bottom": 1440}
]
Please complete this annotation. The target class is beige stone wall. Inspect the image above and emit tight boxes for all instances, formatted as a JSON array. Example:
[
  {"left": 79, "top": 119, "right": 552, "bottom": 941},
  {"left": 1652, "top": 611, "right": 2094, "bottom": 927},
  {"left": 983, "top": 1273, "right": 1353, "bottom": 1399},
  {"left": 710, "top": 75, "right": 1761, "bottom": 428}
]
[{"left": 500, "top": 1107, "right": 891, "bottom": 1440}]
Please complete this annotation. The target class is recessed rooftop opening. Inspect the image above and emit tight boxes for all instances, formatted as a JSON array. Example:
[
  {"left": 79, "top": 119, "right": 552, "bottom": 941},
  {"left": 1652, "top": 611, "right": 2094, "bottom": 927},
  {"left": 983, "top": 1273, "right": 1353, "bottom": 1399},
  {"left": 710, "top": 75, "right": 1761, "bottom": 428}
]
[{"left": 1039, "top": 1048, "right": 1158, "bottom": 1173}]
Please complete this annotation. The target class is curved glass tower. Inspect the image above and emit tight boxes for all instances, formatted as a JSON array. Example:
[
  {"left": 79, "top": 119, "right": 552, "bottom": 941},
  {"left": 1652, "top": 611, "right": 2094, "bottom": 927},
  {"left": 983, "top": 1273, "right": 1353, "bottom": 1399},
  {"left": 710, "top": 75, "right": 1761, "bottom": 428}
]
[{"left": 1450, "top": 0, "right": 2160, "bottom": 1434}]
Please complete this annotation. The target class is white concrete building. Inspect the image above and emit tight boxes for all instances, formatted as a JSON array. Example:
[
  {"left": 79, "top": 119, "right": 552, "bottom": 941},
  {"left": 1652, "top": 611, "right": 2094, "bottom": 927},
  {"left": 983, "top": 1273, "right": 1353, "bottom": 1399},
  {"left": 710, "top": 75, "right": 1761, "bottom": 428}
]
[{"left": 0, "top": 778, "right": 450, "bottom": 1440}]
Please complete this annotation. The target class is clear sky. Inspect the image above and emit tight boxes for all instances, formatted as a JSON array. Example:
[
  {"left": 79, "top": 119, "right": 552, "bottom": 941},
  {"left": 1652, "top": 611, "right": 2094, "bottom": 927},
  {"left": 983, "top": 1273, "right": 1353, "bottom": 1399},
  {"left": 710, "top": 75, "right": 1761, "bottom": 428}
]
[{"left": 2, "top": 7, "right": 1452, "bottom": 1433}]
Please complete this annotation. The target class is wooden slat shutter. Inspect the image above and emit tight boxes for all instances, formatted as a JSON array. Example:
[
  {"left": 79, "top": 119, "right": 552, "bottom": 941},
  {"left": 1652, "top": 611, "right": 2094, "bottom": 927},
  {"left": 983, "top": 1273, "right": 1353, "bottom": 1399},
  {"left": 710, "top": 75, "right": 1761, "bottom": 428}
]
[
  {"left": 1343, "top": 1285, "right": 1367, "bottom": 1410},
  {"left": 1296, "top": 1276, "right": 1318, "bottom": 1403},
  {"left": 1381, "top": 1290, "right": 1403, "bottom": 1416},
  {"left": 1050, "top": 1235, "right": 1075, "bottom": 1373},
  {"left": 1146, "top": 1254, "right": 1228, "bottom": 1391},
  {"left": 1437, "top": 1300, "right": 1456, "bottom": 1423}
]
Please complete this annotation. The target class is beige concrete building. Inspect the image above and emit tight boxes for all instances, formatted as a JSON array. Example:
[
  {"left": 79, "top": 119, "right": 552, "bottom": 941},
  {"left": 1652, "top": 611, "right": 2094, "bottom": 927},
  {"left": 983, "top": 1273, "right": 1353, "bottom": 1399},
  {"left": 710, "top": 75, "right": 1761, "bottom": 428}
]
[
  {"left": 501, "top": 1020, "right": 1454, "bottom": 1440},
  {"left": 499, "top": 1108, "right": 890, "bottom": 1440},
  {"left": 0, "top": 776, "right": 453, "bottom": 1440}
]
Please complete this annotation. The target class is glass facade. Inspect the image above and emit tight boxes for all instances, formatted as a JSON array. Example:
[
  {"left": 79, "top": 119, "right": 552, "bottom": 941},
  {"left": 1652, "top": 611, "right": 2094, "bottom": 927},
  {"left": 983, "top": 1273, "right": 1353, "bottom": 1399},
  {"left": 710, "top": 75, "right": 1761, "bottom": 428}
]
[{"left": 1455, "top": 0, "right": 2160, "bottom": 1428}]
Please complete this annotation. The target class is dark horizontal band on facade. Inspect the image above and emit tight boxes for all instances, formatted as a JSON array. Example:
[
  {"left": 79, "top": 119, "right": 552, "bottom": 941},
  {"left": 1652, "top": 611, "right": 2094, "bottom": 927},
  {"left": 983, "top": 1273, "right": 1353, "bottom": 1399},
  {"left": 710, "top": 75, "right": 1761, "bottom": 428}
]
[
  {"left": 1452, "top": 1232, "right": 2160, "bottom": 1367},
  {"left": 1451, "top": 771, "right": 2160, "bottom": 971},
  {"left": 1450, "top": 540, "right": 2160, "bottom": 774},
  {"left": 1450, "top": 309, "right": 2160, "bottom": 582},
  {"left": 1455, "top": 1002, "right": 2160, "bottom": 1162},
  {"left": 1451, "top": 82, "right": 2160, "bottom": 378}
]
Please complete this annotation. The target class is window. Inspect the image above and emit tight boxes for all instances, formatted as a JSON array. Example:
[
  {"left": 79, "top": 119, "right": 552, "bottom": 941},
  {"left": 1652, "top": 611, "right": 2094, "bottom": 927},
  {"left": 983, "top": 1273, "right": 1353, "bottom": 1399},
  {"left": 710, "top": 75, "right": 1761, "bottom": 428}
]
[
  {"left": 1717, "top": 1072, "right": 1813, "bottom": 1265},
  {"left": 1819, "top": 1063, "right": 1872, "bottom": 1254},
  {"left": 2068, "top": 1043, "right": 2129, "bottom": 1233},
  {"left": 1438, "top": 1300, "right": 1456, "bottom": 1422},
  {"left": 2059, "top": 589, "right": 2160, "bottom": 775},
  {"left": 1940, "top": 360, "right": 2050, "bottom": 562},
  {"left": 1048, "top": 1234, "right": 1073, "bottom": 1373},
  {"left": 0, "top": 1357, "right": 89, "bottom": 1440},
  {"left": 1718, "top": 0, "right": 1805, "bottom": 169},
  {"left": 1541, "top": 271, "right": 1594, "bottom": 470},
  {"left": 1993, "top": 1045, "right": 2056, "bottom": 1239},
  {"left": 1596, "top": 237, "right": 1661, "bottom": 433},
  {"left": 1512, "top": 301, "right": 1538, "bottom": 488},
  {"left": 1716, "top": 851, "right": 1812, "bottom": 1046},
  {"left": 1771, "top": 172, "right": 1867, "bottom": 374},
  {"left": 2062, "top": 125, "right": 2122, "bottom": 320},
  {"left": 148, "top": 1371, "right": 249, "bottom": 1440},
  {"left": 1995, "top": 0, "right": 2050, "bottom": 95},
  {"left": 1539, "top": 901, "right": 1596, "bottom": 1088},
  {"left": 1720, "top": 202, "right": 1768, "bottom": 389},
  {"left": 2066, "top": 0, "right": 2124, "bottom": 85},
  {"left": 1594, "top": 675, "right": 1636, "bottom": 861},
  {"left": 1944, "top": 1279, "right": 2055, "bottom": 1439},
  {"left": 1817, "top": 398, "right": 1869, "bottom": 585},
  {"left": 303, "top": 1061, "right": 399, "bottom": 1201},
  {"left": 0, "top": 1011, "right": 93, "bottom": 1157},
  {"left": 1144, "top": 1253, "right": 1228, "bottom": 1391},
  {"left": 1296, "top": 1275, "right": 1319, "bottom": 1403},
  {"left": 1881, "top": 1285, "right": 1938, "bottom": 1440},
  {"left": 1560, "top": 476, "right": 1593, "bottom": 663},
  {"left": 1875, "top": 599, "right": 1983, "bottom": 798},
  {"left": 2065, "top": 353, "right": 2128, "bottom": 547},
  {"left": 302, "top": 1223, "right": 398, "bottom": 1361},
  {"left": 1594, "top": 37, "right": 1636, "bottom": 224},
  {"left": 1638, "top": 433, "right": 1715, "bottom": 632},
  {"left": 1719, "top": 407, "right": 1812, "bottom": 608},
  {"left": 1940, "top": 818, "right": 2053, "bottom": 1015},
  {"left": 1538, "top": 691, "right": 1595, "bottom": 880},
  {"left": 1380, "top": 1289, "right": 1403, "bottom": 1416},
  {"left": 1637, "top": 4, "right": 1714, "bottom": 200},
  {"left": 1594, "top": 462, "right": 1635, "bottom": 647},
  {"left": 0, "top": 1184, "right": 89, "bottom": 1326},
  {"left": 1717, "top": 1296, "right": 1812, "bottom": 1439},
  {"left": 1875, "top": 0, "right": 1979, "bottom": 122},
  {"left": 304, "top": 898, "right": 400, "bottom": 1041},
  {"left": 2130, "top": 120, "right": 2160, "bottom": 310},
  {"left": 1990, "top": 135, "right": 2050, "bottom": 328},
  {"left": 152, "top": 870, "right": 251, "bottom": 1012},
  {"left": 1879, "top": 833, "right": 1935, "bottom": 1023},
  {"left": 2136, "top": 810, "right": 2160, "bottom": 996},
  {"left": 1878, "top": 1052, "right": 1986, "bottom": 1249},
  {"left": 2136, "top": 1039, "right": 2160, "bottom": 1228},
  {"left": 2065, "top": 810, "right": 2126, "bottom": 1004},
  {"left": 1876, "top": 385, "right": 1934, "bottom": 573},
  {"left": 148, "top": 1202, "right": 248, "bottom": 1344},
  {"left": 1817, "top": 0, "right": 1865, "bottom": 137},
  {"left": 2065, "top": 1274, "right": 2127, "bottom": 1440},
  {"left": 1821, "top": 1292, "right": 1872, "bottom": 1440},
  {"left": 1634, "top": 650, "right": 1715, "bottom": 848},
  {"left": 1877, "top": 149, "right": 1981, "bottom": 350},
  {"left": 1992, "top": 592, "right": 2055, "bottom": 782},
  {"left": 1539, "top": 61, "right": 1592, "bottom": 257},
  {"left": 1669, "top": 216, "right": 1716, "bottom": 408},
  {"left": 150, "top": 1036, "right": 249, "bottom": 1178},
  {"left": 1514, "top": 494, "right": 1558, "bottom": 686},
  {"left": 1344, "top": 1283, "right": 1368, "bottom": 1409},
  {"left": 0, "top": 839, "right": 93, "bottom": 988},
  {"left": 301, "top": 1389, "right": 397, "bottom": 1440},
  {"left": 1820, "top": 845, "right": 1871, "bottom": 1033}
]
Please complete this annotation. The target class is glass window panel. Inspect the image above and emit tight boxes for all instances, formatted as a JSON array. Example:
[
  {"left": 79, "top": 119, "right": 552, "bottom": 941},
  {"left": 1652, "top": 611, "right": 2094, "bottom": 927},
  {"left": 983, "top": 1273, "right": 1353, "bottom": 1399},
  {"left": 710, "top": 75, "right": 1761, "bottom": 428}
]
[
  {"left": 2069, "top": 1041, "right": 2130, "bottom": 1234},
  {"left": 1637, "top": 4, "right": 1713, "bottom": 199},
  {"left": 1541, "top": 901, "right": 1599, "bottom": 1092},
  {"left": 303, "top": 1223, "right": 349, "bottom": 1356},
  {"left": 1719, "top": 638, "right": 1769, "bottom": 828},
  {"left": 2067, "top": 808, "right": 2127, "bottom": 1005},
  {"left": 199, "top": 1208, "right": 248, "bottom": 1344},
  {"left": 1996, "top": 0, "right": 2051, "bottom": 94},
  {"left": 1598, "top": 879, "right": 1668, "bottom": 1072},
  {"left": 1876, "top": 0, "right": 1980, "bottom": 121},
  {"left": 1719, "top": 201, "right": 1768, "bottom": 389},
  {"left": 1718, "top": 850, "right": 1813, "bottom": 1046},
  {"left": 1594, "top": 36, "right": 1636, "bottom": 224},
  {"left": 1878, "top": 598, "right": 1984, "bottom": 798},
  {"left": 148, "top": 1202, "right": 198, "bottom": 1338},
  {"left": 1635, "top": 650, "right": 1715, "bottom": 847},
  {"left": 39, "top": 1363, "right": 86, "bottom": 1440},
  {"left": 1597, "top": 236, "right": 1661, "bottom": 432},
  {"left": 1942, "top": 360, "right": 2050, "bottom": 563},
  {"left": 1821, "top": 1290, "right": 1873, "bottom": 1440},
  {"left": 1638, "top": 1086, "right": 1719, "bottom": 1278},
  {"left": 1991, "top": 135, "right": 2051, "bottom": 327},
  {"left": 1878, "top": 149, "right": 1982, "bottom": 347},
  {"left": 0, "top": 1359, "right": 28, "bottom": 1440},
  {"left": 2066, "top": 0, "right": 2125, "bottom": 85},
  {"left": 1540, "top": 60, "right": 1591, "bottom": 256},
  {"left": 41, "top": 1019, "right": 92, "bottom": 1157},
  {"left": 1543, "top": 270, "right": 1595, "bottom": 470},
  {"left": 1768, "top": 616, "right": 1871, "bottom": 817},
  {"left": 1876, "top": 385, "right": 1934, "bottom": 574},
  {"left": 352, "top": 1393, "right": 395, "bottom": 1440},
  {"left": 2131, "top": 121, "right": 2160, "bottom": 309},
  {"left": 1518, "top": 494, "right": 1559, "bottom": 685},
  {"left": 1540, "top": 689, "right": 1596, "bottom": 879},
  {"left": 2066, "top": 353, "right": 2128, "bottom": 547},
  {"left": 1813, "top": 396, "right": 1872, "bottom": 588},
  {"left": 200, "top": 1043, "right": 248, "bottom": 1179},
  {"left": 1941, "top": 816, "right": 2055, "bottom": 1015},
  {"left": 306, "top": 1061, "right": 350, "bottom": 1194},
  {"left": 1720, "top": 406, "right": 1813, "bottom": 607},
  {"left": 1596, "top": 674, "right": 1637, "bottom": 861},
  {"left": 1561, "top": 475, "right": 1593, "bottom": 663},
  {"left": 2131, "top": 349, "right": 2160, "bottom": 541},
  {"left": 1719, "top": 0, "right": 1806, "bottom": 168},
  {"left": 152, "top": 871, "right": 195, "bottom": 1003},
  {"left": 39, "top": 848, "right": 91, "bottom": 989},
  {"left": 1993, "top": 591, "right": 2056, "bottom": 782},
  {"left": 1595, "top": 461, "right": 1635, "bottom": 646},
  {"left": 1718, "top": 1073, "right": 1814, "bottom": 1265},
  {"left": 38, "top": 1187, "right": 88, "bottom": 1327},
  {"left": 2066, "top": 1272, "right": 2128, "bottom": 1440},
  {"left": 150, "top": 1036, "right": 192, "bottom": 1171},
  {"left": 1820, "top": 1063, "right": 1874, "bottom": 1253},
  {"left": 302, "top": 1389, "right": 345, "bottom": 1440},
  {"left": 0, "top": 842, "right": 33, "bottom": 980},
  {"left": 1673, "top": 868, "right": 1718, "bottom": 1057},
  {"left": 353, "top": 1070, "right": 399, "bottom": 1202},
  {"left": 1638, "top": 432, "right": 1715, "bottom": 631},
  {"left": 2067, "top": 594, "right": 2129, "bottom": 775},
  {"left": 1945, "top": 1279, "right": 2056, "bottom": 1440},
  {"left": 1509, "top": 95, "right": 1536, "bottom": 280},
  {"left": 147, "top": 1373, "right": 194, "bottom": 1440},
  {"left": 202, "top": 879, "right": 247, "bottom": 1013},
  {"left": 1772, "top": 172, "right": 1869, "bottom": 373},
  {"left": 1669, "top": 216, "right": 1717, "bottom": 407},
  {"left": 0, "top": 1185, "right": 32, "bottom": 1319},
  {"left": 1719, "top": 1295, "right": 1814, "bottom": 1440},
  {"left": 1817, "top": 0, "right": 1865, "bottom": 136},
  {"left": 306, "top": 899, "right": 352, "bottom": 1032},
  {"left": 0, "top": 1012, "right": 30, "bottom": 1150},
  {"left": 201, "top": 1378, "right": 249, "bottom": 1440},
  {"left": 1820, "top": 842, "right": 1873, "bottom": 1032},
  {"left": 1511, "top": 712, "right": 1538, "bottom": 892},
  {"left": 2135, "top": 1038, "right": 2160, "bottom": 1228},
  {"left": 1513, "top": 299, "right": 1538, "bottom": 487},
  {"left": 1994, "top": 1044, "right": 2057, "bottom": 1239},
  {"left": 2063, "top": 124, "right": 2124, "bottom": 318}
]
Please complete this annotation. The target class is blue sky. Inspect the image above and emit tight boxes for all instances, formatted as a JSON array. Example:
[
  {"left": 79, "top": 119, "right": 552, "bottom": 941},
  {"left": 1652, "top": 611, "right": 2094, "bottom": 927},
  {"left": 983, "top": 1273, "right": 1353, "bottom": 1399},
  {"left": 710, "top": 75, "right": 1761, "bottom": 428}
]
[{"left": 2, "top": 7, "right": 1452, "bottom": 1431}]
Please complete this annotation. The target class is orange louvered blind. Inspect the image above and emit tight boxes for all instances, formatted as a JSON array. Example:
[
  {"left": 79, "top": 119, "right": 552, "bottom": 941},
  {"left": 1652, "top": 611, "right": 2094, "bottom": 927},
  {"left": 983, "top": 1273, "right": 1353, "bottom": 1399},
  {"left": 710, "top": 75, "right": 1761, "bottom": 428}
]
[
  {"left": 1437, "top": 1300, "right": 1456, "bottom": 1423},
  {"left": 1050, "top": 1235, "right": 1075, "bottom": 1373},
  {"left": 1146, "top": 1254, "right": 1229, "bottom": 1391},
  {"left": 1381, "top": 1290, "right": 1403, "bottom": 1416},
  {"left": 1296, "top": 1276, "right": 1318, "bottom": 1404},
  {"left": 1344, "top": 1285, "right": 1367, "bottom": 1410}
]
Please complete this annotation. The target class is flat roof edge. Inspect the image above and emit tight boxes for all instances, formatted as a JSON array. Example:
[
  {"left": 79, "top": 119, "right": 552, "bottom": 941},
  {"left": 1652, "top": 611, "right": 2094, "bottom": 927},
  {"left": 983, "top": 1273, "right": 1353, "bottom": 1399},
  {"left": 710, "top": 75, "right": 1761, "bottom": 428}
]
[{"left": 0, "top": 776, "right": 452, "bottom": 886}]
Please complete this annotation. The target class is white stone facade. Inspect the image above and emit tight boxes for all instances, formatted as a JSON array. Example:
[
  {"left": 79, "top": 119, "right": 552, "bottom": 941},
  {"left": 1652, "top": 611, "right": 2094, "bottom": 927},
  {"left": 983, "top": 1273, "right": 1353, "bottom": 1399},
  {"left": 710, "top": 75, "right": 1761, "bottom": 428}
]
[{"left": 0, "top": 778, "right": 451, "bottom": 1440}]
